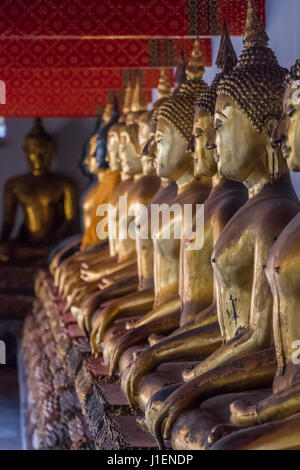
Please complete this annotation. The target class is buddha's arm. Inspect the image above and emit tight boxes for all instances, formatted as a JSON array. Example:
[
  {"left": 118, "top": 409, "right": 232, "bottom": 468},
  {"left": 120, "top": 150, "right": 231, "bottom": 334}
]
[
  {"left": 77, "top": 277, "right": 142, "bottom": 333},
  {"left": 183, "top": 233, "right": 274, "bottom": 381},
  {"left": 148, "top": 302, "right": 218, "bottom": 347},
  {"left": 170, "top": 302, "right": 218, "bottom": 338},
  {"left": 125, "top": 321, "right": 221, "bottom": 406},
  {"left": 230, "top": 382, "right": 300, "bottom": 427},
  {"left": 109, "top": 310, "right": 181, "bottom": 375},
  {"left": 98, "top": 262, "right": 138, "bottom": 289},
  {"left": 152, "top": 347, "right": 276, "bottom": 449},
  {"left": 63, "top": 181, "right": 78, "bottom": 222},
  {"left": 1, "top": 180, "right": 18, "bottom": 242},
  {"left": 65, "top": 279, "right": 100, "bottom": 310},
  {"left": 211, "top": 411, "right": 300, "bottom": 450},
  {"left": 56, "top": 244, "right": 108, "bottom": 288},
  {"left": 80, "top": 256, "right": 136, "bottom": 282},
  {"left": 49, "top": 236, "right": 82, "bottom": 275},
  {"left": 126, "top": 295, "right": 181, "bottom": 329},
  {"left": 90, "top": 288, "right": 154, "bottom": 345}
]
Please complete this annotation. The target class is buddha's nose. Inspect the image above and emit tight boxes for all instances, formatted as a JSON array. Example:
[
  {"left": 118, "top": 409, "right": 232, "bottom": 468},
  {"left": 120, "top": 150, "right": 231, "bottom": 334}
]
[
  {"left": 187, "top": 135, "right": 195, "bottom": 152},
  {"left": 206, "top": 130, "right": 216, "bottom": 150},
  {"left": 271, "top": 131, "right": 285, "bottom": 149},
  {"left": 271, "top": 120, "right": 286, "bottom": 149}
]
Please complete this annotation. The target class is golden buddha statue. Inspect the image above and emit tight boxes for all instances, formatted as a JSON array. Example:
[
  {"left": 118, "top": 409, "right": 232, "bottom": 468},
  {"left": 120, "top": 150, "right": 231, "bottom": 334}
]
[
  {"left": 81, "top": 95, "right": 121, "bottom": 250},
  {"left": 68, "top": 74, "right": 164, "bottom": 321},
  {"left": 105, "top": 39, "right": 212, "bottom": 375},
  {"left": 0, "top": 118, "right": 78, "bottom": 261},
  {"left": 151, "top": 0, "right": 300, "bottom": 450},
  {"left": 52, "top": 95, "right": 121, "bottom": 294},
  {"left": 121, "top": 22, "right": 249, "bottom": 413},
  {"left": 174, "top": 51, "right": 186, "bottom": 91},
  {"left": 83, "top": 70, "right": 176, "bottom": 348},
  {"left": 62, "top": 121, "right": 138, "bottom": 309},
  {"left": 53, "top": 81, "right": 134, "bottom": 291},
  {"left": 209, "top": 60, "right": 300, "bottom": 451}
]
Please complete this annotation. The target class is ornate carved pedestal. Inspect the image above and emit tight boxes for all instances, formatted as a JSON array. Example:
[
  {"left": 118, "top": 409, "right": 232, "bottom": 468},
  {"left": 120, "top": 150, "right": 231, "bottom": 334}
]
[{"left": 22, "top": 270, "right": 157, "bottom": 450}]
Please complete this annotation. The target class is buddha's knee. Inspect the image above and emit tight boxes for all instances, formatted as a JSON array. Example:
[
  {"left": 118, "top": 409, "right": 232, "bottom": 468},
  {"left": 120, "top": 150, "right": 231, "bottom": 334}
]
[{"left": 171, "top": 409, "right": 222, "bottom": 450}]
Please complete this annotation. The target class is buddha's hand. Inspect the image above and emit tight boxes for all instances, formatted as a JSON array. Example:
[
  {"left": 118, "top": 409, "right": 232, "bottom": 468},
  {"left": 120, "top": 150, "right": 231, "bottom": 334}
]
[
  {"left": 90, "top": 314, "right": 103, "bottom": 357},
  {"left": 80, "top": 265, "right": 99, "bottom": 282},
  {"left": 78, "top": 293, "right": 102, "bottom": 333},
  {"left": 125, "top": 348, "right": 156, "bottom": 406},
  {"left": 98, "top": 276, "right": 113, "bottom": 290},
  {"left": 181, "top": 363, "right": 198, "bottom": 382},
  {"left": 77, "top": 307, "right": 91, "bottom": 334},
  {"left": 148, "top": 334, "right": 165, "bottom": 346},
  {"left": 206, "top": 423, "right": 244, "bottom": 449},
  {"left": 49, "top": 255, "right": 58, "bottom": 275},
  {"left": 153, "top": 380, "right": 200, "bottom": 449},
  {"left": 229, "top": 400, "right": 259, "bottom": 426},
  {"left": 92, "top": 302, "right": 117, "bottom": 344},
  {"left": 109, "top": 329, "right": 136, "bottom": 376}
]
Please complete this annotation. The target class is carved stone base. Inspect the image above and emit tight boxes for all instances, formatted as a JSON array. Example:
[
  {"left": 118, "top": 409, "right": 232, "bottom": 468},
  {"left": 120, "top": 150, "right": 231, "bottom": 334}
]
[{"left": 22, "top": 271, "right": 157, "bottom": 450}]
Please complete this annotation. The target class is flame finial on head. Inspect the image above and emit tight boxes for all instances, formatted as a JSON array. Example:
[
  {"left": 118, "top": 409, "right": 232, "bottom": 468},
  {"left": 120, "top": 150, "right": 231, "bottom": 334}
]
[
  {"left": 174, "top": 51, "right": 186, "bottom": 90},
  {"left": 186, "top": 39, "right": 204, "bottom": 81},
  {"left": 26, "top": 117, "right": 53, "bottom": 141},
  {"left": 216, "top": 0, "right": 286, "bottom": 132},
  {"left": 158, "top": 70, "right": 171, "bottom": 100},
  {"left": 131, "top": 73, "right": 147, "bottom": 113},
  {"left": 123, "top": 76, "right": 134, "bottom": 115},
  {"left": 216, "top": 22, "right": 237, "bottom": 73},
  {"left": 196, "top": 21, "right": 237, "bottom": 115},
  {"left": 243, "top": 0, "right": 269, "bottom": 48}
]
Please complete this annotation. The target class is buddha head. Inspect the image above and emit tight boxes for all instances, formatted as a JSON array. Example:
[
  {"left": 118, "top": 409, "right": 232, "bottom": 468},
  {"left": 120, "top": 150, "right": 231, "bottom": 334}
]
[
  {"left": 272, "top": 60, "right": 300, "bottom": 172},
  {"left": 125, "top": 74, "right": 148, "bottom": 126},
  {"left": 155, "top": 40, "right": 207, "bottom": 180},
  {"left": 23, "top": 118, "right": 55, "bottom": 175},
  {"left": 143, "top": 116, "right": 160, "bottom": 175},
  {"left": 119, "top": 121, "right": 142, "bottom": 176},
  {"left": 174, "top": 51, "right": 186, "bottom": 91},
  {"left": 118, "top": 74, "right": 148, "bottom": 177},
  {"left": 138, "top": 70, "right": 171, "bottom": 176},
  {"left": 84, "top": 94, "right": 120, "bottom": 175},
  {"left": 193, "top": 22, "right": 237, "bottom": 179},
  {"left": 138, "top": 111, "right": 154, "bottom": 175},
  {"left": 106, "top": 123, "right": 122, "bottom": 171},
  {"left": 215, "top": 0, "right": 287, "bottom": 182},
  {"left": 119, "top": 76, "right": 134, "bottom": 124}
]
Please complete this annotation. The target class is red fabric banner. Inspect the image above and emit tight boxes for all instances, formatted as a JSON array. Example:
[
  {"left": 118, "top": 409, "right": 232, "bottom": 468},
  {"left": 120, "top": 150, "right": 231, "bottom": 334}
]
[
  {"left": 0, "top": 0, "right": 265, "bottom": 37},
  {"left": 0, "top": 0, "right": 265, "bottom": 116},
  {"left": 2, "top": 86, "right": 153, "bottom": 117},
  {"left": 0, "top": 38, "right": 211, "bottom": 69}
]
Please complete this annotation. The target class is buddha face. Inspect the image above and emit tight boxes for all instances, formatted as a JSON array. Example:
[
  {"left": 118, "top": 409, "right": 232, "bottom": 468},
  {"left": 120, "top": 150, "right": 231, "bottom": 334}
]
[
  {"left": 24, "top": 137, "right": 54, "bottom": 174},
  {"left": 273, "top": 84, "right": 300, "bottom": 172},
  {"left": 119, "top": 125, "right": 142, "bottom": 176},
  {"left": 138, "top": 112, "right": 151, "bottom": 155},
  {"left": 106, "top": 130, "right": 121, "bottom": 171},
  {"left": 84, "top": 135, "right": 99, "bottom": 175},
  {"left": 214, "top": 94, "right": 268, "bottom": 181},
  {"left": 193, "top": 110, "right": 217, "bottom": 179},
  {"left": 138, "top": 112, "right": 155, "bottom": 175},
  {"left": 155, "top": 117, "right": 190, "bottom": 179}
]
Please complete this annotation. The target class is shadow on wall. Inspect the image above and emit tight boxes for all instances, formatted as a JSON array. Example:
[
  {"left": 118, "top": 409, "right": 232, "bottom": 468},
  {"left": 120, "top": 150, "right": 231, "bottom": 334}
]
[{"left": 0, "top": 117, "right": 96, "bottom": 231}]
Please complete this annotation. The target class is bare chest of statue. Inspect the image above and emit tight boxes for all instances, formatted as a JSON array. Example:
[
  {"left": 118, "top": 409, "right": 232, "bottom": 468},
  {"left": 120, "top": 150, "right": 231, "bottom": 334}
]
[{"left": 14, "top": 174, "right": 65, "bottom": 235}]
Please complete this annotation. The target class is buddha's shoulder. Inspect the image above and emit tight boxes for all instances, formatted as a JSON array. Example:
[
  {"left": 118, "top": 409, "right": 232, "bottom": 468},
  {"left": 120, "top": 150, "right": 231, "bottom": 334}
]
[{"left": 4, "top": 173, "right": 30, "bottom": 189}]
